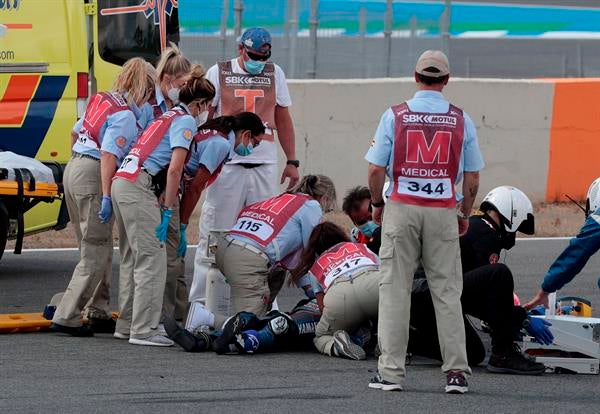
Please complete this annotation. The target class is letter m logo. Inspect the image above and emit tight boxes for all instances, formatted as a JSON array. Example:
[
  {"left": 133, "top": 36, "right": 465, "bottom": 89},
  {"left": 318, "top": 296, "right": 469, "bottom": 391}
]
[
  {"left": 85, "top": 95, "right": 113, "bottom": 128},
  {"left": 405, "top": 130, "right": 451, "bottom": 164},
  {"left": 322, "top": 244, "right": 359, "bottom": 265},
  {"left": 257, "top": 193, "right": 296, "bottom": 214}
]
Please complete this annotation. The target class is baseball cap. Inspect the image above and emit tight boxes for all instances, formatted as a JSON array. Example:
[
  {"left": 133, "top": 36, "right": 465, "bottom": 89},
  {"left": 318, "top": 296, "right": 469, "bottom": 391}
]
[
  {"left": 415, "top": 50, "right": 450, "bottom": 77},
  {"left": 240, "top": 27, "right": 272, "bottom": 54}
]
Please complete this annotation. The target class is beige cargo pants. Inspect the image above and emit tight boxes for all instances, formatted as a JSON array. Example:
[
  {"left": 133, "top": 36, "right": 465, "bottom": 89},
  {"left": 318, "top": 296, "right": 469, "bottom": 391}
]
[
  {"left": 162, "top": 199, "right": 188, "bottom": 322},
  {"left": 314, "top": 269, "right": 380, "bottom": 355},
  {"left": 112, "top": 171, "right": 167, "bottom": 340},
  {"left": 52, "top": 154, "right": 113, "bottom": 327},
  {"left": 377, "top": 201, "right": 471, "bottom": 384}
]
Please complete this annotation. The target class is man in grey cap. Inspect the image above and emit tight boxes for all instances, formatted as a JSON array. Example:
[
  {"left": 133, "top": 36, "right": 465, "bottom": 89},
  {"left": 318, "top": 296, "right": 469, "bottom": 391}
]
[{"left": 365, "top": 50, "right": 484, "bottom": 393}]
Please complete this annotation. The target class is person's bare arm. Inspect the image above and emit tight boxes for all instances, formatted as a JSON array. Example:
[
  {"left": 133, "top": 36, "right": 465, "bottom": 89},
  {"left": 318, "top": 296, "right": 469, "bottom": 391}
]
[
  {"left": 275, "top": 105, "right": 299, "bottom": 189},
  {"left": 368, "top": 164, "right": 387, "bottom": 225},
  {"left": 100, "top": 152, "right": 118, "bottom": 196},
  {"left": 180, "top": 166, "right": 212, "bottom": 225},
  {"left": 71, "top": 131, "right": 78, "bottom": 146},
  {"left": 460, "top": 171, "right": 480, "bottom": 216},
  {"left": 163, "top": 148, "right": 188, "bottom": 209}
]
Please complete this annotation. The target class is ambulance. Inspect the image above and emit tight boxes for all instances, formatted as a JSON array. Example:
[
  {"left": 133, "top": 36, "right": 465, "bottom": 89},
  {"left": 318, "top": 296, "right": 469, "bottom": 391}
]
[{"left": 0, "top": 0, "right": 180, "bottom": 261}]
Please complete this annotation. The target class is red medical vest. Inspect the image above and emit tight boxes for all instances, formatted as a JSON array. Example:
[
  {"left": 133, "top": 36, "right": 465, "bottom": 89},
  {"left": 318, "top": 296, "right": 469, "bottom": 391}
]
[
  {"left": 187, "top": 128, "right": 229, "bottom": 187},
  {"left": 79, "top": 92, "right": 129, "bottom": 149},
  {"left": 310, "top": 242, "right": 379, "bottom": 291},
  {"left": 230, "top": 193, "right": 310, "bottom": 247},
  {"left": 114, "top": 108, "right": 186, "bottom": 182},
  {"left": 390, "top": 102, "right": 464, "bottom": 208}
]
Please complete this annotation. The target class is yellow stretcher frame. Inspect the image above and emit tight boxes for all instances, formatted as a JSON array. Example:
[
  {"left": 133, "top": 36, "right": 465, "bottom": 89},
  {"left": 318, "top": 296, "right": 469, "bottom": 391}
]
[
  {"left": 0, "top": 181, "right": 60, "bottom": 198},
  {"left": 0, "top": 313, "right": 52, "bottom": 334}
]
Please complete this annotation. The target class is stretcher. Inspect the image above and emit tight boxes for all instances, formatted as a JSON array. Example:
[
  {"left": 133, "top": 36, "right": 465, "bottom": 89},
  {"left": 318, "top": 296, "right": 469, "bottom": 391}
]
[
  {"left": 521, "top": 315, "right": 600, "bottom": 374},
  {"left": 0, "top": 313, "right": 52, "bottom": 333}
]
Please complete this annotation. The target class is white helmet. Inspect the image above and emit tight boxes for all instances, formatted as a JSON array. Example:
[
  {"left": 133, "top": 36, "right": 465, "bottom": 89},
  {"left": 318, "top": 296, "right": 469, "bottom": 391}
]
[
  {"left": 480, "top": 186, "right": 535, "bottom": 234},
  {"left": 586, "top": 177, "right": 600, "bottom": 216}
]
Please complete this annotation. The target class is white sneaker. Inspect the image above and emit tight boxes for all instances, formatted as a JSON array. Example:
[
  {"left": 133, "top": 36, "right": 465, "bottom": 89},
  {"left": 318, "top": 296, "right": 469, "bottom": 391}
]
[
  {"left": 157, "top": 324, "right": 168, "bottom": 337},
  {"left": 113, "top": 332, "right": 129, "bottom": 340},
  {"left": 129, "top": 335, "right": 174, "bottom": 347}
]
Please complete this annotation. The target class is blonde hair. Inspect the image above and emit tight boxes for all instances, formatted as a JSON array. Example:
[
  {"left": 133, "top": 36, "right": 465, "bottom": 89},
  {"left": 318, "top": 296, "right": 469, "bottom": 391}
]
[
  {"left": 113, "top": 57, "right": 156, "bottom": 106},
  {"left": 156, "top": 43, "right": 192, "bottom": 82},
  {"left": 290, "top": 174, "right": 338, "bottom": 213},
  {"left": 178, "top": 64, "right": 215, "bottom": 105}
]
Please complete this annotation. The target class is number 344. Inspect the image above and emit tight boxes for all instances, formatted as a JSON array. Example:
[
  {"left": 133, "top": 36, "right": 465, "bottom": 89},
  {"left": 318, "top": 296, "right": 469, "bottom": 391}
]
[{"left": 407, "top": 181, "right": 445, "bottom": 195}]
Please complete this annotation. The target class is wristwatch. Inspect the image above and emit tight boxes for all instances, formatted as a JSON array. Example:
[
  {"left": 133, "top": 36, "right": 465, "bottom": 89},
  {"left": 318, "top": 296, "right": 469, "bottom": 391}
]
[
  {"left": 371, "top": 199, "right": 385, "bottom": 208},
  {"left": 286, "top": 159, "right": 300, "bottom": 168}
]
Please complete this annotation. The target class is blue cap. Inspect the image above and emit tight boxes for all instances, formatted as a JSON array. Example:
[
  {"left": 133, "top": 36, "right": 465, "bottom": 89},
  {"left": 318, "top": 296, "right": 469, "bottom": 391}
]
[{"left": 240, "top": 27, "right": 272, "bottom": 53}]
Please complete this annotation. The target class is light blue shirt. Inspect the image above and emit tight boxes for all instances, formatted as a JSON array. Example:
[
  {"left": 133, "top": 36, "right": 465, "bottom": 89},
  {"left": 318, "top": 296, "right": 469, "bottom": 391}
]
[
  {"left": 71, "top": 109, "right": 139, "bottom": 163},
  {"left": 230, "top": 198, "right": 323, "bottom": 264},
  {"left": 185, "top": 130, "right": 235, "bottom": 176},
  {"left": 365, "top": 90, "right": 484, "bottom": 199},
  {"left": 142, "top": 104, "right": 196, "bottom": 176}
]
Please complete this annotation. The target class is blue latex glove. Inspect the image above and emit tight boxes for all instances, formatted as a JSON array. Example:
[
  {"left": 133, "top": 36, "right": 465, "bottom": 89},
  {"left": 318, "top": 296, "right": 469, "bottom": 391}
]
[
  {"left": 98, "top": 195, "right": 113, "bottom": 223},
  {"left": 155, "top": 208, "right": 173, "bottom": 242},
  {"left": 525, "top": 316, "right": 554, "bottom": 345},
  {"left": 177, "top": 224, "right": 188, "bottom": 257}
]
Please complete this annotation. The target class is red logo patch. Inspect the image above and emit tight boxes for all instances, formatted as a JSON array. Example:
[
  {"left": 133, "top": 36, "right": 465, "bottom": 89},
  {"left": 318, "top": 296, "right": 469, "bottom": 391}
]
[
  {"left": 489, "top": 253, "right": 499, "bottom": 264},
  {"left": 115, "top": 136, "right": 127, "bottom": 148}
]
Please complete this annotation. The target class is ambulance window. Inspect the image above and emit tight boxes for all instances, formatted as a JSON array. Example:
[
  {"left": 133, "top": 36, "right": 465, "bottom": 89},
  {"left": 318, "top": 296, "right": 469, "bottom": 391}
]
[{"left": 97, "top": 0, "right": 180, "bottom": 66}]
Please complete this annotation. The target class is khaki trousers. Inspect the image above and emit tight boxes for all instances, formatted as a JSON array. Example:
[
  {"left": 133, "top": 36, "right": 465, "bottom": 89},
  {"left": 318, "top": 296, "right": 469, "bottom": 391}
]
[
  {"left": 162, "top": 199, "right": 188, "bottom": 322},
  {"left": 52, "top": 155, "right": 113, "bottom": 327},
  {"left": 215, "top": 238, "right": 271, "bottom": 322},
  {"left": 112, "top": 172, "right": 167, "bottom": 339},
  {"left": 377, "top": 202, "right": 471, "bottom": 383},
  {"left": 314, "top": 269, "right": 380, "bottom": 355}
]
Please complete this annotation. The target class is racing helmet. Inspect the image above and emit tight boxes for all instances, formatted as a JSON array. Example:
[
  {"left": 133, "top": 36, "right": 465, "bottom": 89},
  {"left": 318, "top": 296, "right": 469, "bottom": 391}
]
[
  {"left": 479, "top": 186, "right": 535, "bottom": 234},
  {"left": 586, "top": 177, "right": 600, "bottom": 217}
]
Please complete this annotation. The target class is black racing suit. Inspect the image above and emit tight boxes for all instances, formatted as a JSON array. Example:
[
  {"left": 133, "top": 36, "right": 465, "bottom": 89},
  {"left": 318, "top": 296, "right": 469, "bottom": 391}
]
[{"left": 407, "top": 214, "right": 527, "bottom": 364}]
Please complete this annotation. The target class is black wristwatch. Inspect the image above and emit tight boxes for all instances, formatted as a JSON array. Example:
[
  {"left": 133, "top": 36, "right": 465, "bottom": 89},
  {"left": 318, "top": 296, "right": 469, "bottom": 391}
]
[
  {"left": 286, "top": 159, "right": 300, "bottom": 168},
  {"left": 371, "top": 199, "right": 385, "bottom": 208}
]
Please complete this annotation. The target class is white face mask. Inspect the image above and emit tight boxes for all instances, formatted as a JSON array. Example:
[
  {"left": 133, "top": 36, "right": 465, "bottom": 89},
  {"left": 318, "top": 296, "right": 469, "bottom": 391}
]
[
  {"left": 167, "top": 82, "right": 180, "bottom": 103},
  {"left": 195, "top": 110, "right": 209, "bottom": 127}
]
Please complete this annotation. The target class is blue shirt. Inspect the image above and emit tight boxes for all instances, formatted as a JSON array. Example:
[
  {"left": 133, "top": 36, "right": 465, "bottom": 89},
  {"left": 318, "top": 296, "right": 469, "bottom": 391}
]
[
  {"left": 142, "top": 104, "right": 196, "bottom": 176},
  {"left": 365, "top": 90, "right": 485, "bottom": 199},
  {"left": 185, "top": 130, "right": 235, "bottom": 176},
  {"left": 71, "top": 109, "right": 139, "bottom": 162},
  {"left": 229, "top": 198, "right": 323, "bottom": 264},
  {"left": 541, "top": 209, "right": 600, "bottom": 293}
]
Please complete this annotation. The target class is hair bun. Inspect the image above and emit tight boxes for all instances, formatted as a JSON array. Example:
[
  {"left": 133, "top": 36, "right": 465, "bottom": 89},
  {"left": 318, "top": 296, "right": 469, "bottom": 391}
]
[{"left": 189, "top": 63, "right": 206, "bottom": 80}]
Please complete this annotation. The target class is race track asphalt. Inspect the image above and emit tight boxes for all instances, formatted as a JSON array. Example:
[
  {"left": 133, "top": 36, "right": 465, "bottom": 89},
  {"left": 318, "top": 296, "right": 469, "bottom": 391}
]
[{"left": 1, "top": 238, "right": 598, "bottom": 413}]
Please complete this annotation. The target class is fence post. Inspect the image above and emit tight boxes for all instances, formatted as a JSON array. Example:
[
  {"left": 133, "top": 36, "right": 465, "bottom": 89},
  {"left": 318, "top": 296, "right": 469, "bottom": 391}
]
[
  {"left": 408, "top": 15, "right": 416, "bottom": 75},
  {"left": 441, "top": 0, "right": 451, "bottom": 58},
  {"left": 220, "top": 0, "right": 230, "bottom": 59},
  {"left": 577, "top": 42, "right": 583, "bottom": 77},
  {"left": 288, "top": 0, "right": 298, "bottom": 78},
  {"left": 307, "top": 0, "right": 319, "bottom": 79},
  {"left": 359, "top": 7, "right": 367, "bottom": 78},
  {"left": 234, "top": 0, "right": 244, "bottom": 40},
  {"left": 384, "top": 0, "right": 393, "bottom": 77}
]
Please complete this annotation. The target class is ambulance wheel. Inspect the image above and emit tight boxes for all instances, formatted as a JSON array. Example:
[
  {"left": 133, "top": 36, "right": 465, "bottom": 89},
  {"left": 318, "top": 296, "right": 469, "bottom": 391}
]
[{"left": 0, "top": 201, "right": 8, "bottom": 262}]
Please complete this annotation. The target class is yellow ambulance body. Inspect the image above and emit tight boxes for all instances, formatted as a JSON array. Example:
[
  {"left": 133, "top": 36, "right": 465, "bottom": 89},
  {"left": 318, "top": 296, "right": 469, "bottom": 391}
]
[{"left": 0, "top": 0, "right": 179, "bottom": 260}]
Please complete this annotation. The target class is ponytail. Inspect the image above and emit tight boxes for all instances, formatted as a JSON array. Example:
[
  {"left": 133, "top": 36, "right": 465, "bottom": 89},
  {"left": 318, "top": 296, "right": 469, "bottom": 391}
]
[
  {"left": 178, "top": 64, "right": 215, "bottom": 105},
  {"left": 156, "top": 43, "right": 191, "bottom": 81},
  {"left": 289, "top": 174, "right": 337, "bottom": 213},
  {"left": 113, "top": 57, "right": 156, "bottom": 107}
]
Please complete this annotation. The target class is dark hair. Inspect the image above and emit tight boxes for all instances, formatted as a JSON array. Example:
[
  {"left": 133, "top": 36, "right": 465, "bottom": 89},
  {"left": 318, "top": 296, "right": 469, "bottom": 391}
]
[
  {"left": 415, "top": 71, "right": 449, "bottom": 86},
  {"left": 178, "top": 64, "right": 215, "bottom": 105},
  {"left": 200, "top": 112, "right": 265, "bottom": 136},
  {"left": 342, "top": 186, "right": 372, "bottom": 215},
  {"left": 290, "top": 222, "right": 350, "bottom": 284}
]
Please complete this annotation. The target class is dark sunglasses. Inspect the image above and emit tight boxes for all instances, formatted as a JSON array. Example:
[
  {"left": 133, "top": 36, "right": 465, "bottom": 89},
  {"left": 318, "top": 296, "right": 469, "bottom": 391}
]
[{"left": 245, "top": 47, "right": 271, "bottom": 62}]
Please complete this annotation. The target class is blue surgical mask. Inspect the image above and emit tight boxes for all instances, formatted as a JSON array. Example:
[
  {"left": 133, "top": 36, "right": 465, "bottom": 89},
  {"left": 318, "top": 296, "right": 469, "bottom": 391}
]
[
  {"left": 234, "top": 142, "right": 254, "bottom": 156},
  {"left": 357, "top": 221, "right": 379, "bottom": 238},
  {"left": 245, "top": 59, "right": 266, "bottom": 75}
]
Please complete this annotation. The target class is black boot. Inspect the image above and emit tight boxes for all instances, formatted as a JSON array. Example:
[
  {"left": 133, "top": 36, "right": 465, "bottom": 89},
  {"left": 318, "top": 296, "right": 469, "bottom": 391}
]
[
  {"left": 487, "top": 344, "right": 546, "bottom": 375},
  {"left": 164, "top": 316, "right": 210, "bottom": 352},
  {"left": 89, "top": 317, "right": 116, "bottom": 334},
  {"left": 51, "top": 323, "right": 94, "bottom": 337}
]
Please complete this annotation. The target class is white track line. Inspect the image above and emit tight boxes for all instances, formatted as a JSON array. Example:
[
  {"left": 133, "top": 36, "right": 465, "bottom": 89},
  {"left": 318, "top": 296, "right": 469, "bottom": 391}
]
[{"left": 4, "top": 238, "right": 573, "bottom": 253}]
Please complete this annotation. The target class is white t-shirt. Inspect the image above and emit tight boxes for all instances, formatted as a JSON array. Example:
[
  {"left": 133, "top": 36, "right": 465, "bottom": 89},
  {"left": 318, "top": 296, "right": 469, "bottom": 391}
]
[{"left": 206, "top": 58, "right": 292, "bottom": 164}]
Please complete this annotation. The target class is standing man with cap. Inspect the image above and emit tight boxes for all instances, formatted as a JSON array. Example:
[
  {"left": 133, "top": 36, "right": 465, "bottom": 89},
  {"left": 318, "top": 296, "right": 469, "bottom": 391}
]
[
  {"left": 189, "top": 27, "right": 299, "bottom": 315},
  {"left": 366, "top": 50, "right": 484, "bottom": 393}
]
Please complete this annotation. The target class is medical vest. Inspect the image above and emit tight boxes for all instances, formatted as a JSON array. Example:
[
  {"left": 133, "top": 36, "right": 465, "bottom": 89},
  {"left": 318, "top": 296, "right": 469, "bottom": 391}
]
[
  {"left": 218, "top": 60, "right": 277, "bottom": 140},
  {"left": 309, "top": 242, "right": 380, "bottom": 291},
  {"left": 78, "top": 92, "right": 129, "bottom": 150},
  {"left": 390, "top": 102, "right": 464, "bottom": 208},
  {"left": 114, "top": 108, "right": 186, "bottom": 182},
  {"left": 188, "top": 128, "right": 229, "bottom": 187},
  {"left": 230, "top": 193, "right": 310, "bottom": 247}
]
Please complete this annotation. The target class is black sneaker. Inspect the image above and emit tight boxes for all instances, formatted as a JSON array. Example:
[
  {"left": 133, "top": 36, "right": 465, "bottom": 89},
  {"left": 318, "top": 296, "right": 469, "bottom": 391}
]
[
  {"left": 445, "top": 371, "right": 468, "bottom": 394},
  {"left": 51, "top": 322, "right": 94, "bottom": 337},
  {"left": 164, "top": 316, "right": 210, "bottom": 352},
  {"left": 368, "top": 373, "right": 403, "bottom": 391},
  {"left": 213, "top": 313, "right": 247, "bottom": 354},
  {"left": 88, "top": 317, "right": 116, "bottom": 334},
  {"left": 487, "top": 347, "right": 546, "bottom": 375}
]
